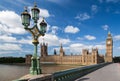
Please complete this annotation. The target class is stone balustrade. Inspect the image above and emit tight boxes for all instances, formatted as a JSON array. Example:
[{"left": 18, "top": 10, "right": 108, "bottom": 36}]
[
  {"left": 13, "top": 74, "right": 52, "bottom": 81},
  {"left": 53, "top": 63, "right": 111, "bottom": 81},
  {"left": 13, "top": 63, "right": 111, "bottom": 81}
]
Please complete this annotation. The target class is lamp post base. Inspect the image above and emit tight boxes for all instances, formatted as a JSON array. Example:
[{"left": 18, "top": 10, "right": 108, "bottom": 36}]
[{"left": 30, "top": 56, "right": 42, "bottom": 75}]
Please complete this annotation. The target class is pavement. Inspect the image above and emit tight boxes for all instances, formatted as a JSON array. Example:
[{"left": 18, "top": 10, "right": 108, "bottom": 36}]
[
  {"left": 13, "top": 74, "right": 52, "bottom": 81},
  {"left": 75, "top": 63, "right": 120, "bottom": 81}
]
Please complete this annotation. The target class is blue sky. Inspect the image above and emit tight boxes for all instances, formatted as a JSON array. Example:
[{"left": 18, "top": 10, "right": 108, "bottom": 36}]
[{"left": 0, "top": 0, "right": 120, "bottom": 57}]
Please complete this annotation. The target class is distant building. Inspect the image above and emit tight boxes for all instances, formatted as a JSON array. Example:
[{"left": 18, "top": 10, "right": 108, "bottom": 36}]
[
  {"left": 25, "top": 54, "right": 32, "bottom": 64},
  {"left": 105, "top": 31, "right": 113, "bottom": 62},
  {"left": 41, "top": 43, "right": 48, "bottom": 57},
  {"left": 40, "top": 44, "right": 104, "bottom": 65},
  {"left": 26, "top": 32, "right": 113, "bottom": 65}
]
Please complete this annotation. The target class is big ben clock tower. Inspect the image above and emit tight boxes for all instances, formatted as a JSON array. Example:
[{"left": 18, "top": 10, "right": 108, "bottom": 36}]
[{"left": 105, "top": 31, "right": 113, "bottom": 62}]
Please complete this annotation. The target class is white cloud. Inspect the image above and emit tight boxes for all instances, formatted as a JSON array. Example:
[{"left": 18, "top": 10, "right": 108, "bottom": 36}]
[
  {"left": 0, "top": 43, "right": 22, "bottom": 51},
  {"left": 0, "top": 35, "right": 17, "bottom": 43},
  {"left": 59, "top": 39, "right": 70, "bottom": 44},
  {"left": 46, "top": 24, "right": 51, "bottom": 32},
  {"left": 70, "top": 43, "right": 84, "bottom": 48},
  {"left": 0, "top": 51, "right": 15, "bottom": 55},
  {"left": 84, "top": 35, "right": 96, "bottom": 40},
  {"left": 0, "top": 10, "right": 25, "bottom": 35},
  {"left": 94, "top": 44, "right": 105, "bottom": 50},
  {"left": 69, "top": 43, "right": 105, "bottom": 54},
  {"left": 64, "top": 25, "right": 80, "bottom": 33},
  {"left": 40, "top": 8, "right": 50, "bottom": 18},
  {"left": 0, "top": 34, "right": 32, "bottom": 45},
  {"left": 39, "top": 34, "right": 71, "bottom": 46},
  {"left": 39, "top": 34, "right": 58, "bottom": 46},
  {"left": 91, "top": 5, "right": 98, "bottom": 14},
  {"left": 18, "top": 37, "right": 32, "bottom": 44},
  {"left": 0, "top": 35, "right": 32, "bottom": 55},
  {"left": 69, "top": 43, "right": 93, "bottom": 53},
  {"left": 102, "top": 24, "right": 109, "bottom": 30},
  {"left": 69, "top": 43, "right": 84, "bottom": 53},
  {"left": 114, "top": 35, "right": 120, "bottom": 41},
  {"left": 75, "top": 13, "right": 90, "bottom": 21},
  {"left": 118, "top": 47, "right": 120, "bottom": 49},
  {"left": 51, "top": 26, "right": 59, "bottom": 34}
]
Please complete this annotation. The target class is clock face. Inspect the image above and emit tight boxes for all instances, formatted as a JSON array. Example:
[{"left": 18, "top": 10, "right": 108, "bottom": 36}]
[{"left": 107, "top": 41, "right": 111, "bottom": 44}]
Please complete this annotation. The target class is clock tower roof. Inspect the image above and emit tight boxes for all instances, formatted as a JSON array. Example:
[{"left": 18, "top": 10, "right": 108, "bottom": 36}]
[{"left": 107, "top": 31, "right": 112, "bottom": 39}]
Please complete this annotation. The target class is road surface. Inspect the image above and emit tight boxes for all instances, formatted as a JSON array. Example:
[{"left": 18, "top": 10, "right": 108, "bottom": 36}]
[{"left": 75, "top": 63, "right": 120, "bottom": 81}]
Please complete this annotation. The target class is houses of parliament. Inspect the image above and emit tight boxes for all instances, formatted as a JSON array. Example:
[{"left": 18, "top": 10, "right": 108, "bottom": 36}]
[{"left": 26, "top": 32, "right": 113, "bottom": 65}]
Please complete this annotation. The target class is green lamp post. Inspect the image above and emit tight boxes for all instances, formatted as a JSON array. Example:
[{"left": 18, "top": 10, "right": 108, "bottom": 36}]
[{"left": 21, "top": 3, "right": 47, "bottom": 75}]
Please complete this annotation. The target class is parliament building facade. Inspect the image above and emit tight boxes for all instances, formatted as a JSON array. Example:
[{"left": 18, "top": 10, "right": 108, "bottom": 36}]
[{"left": 26, "top": 32, "right": 113, "bottom": 65}]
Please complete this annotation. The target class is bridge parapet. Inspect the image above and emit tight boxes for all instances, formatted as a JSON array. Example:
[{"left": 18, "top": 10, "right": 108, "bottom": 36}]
[
  {"left": 53, "top": 63, "right": 111, "bottom": 81},
  {"left": 13, "top": 74, "right": 52, "bottom": 81},
  {"left": 13, "top": 63, "right": 111, "bottom": 81}
]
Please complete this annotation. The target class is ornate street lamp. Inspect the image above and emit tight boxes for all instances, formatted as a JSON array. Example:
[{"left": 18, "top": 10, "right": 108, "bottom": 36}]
[{"left": 21, "top": 3, "right": 47, "bottom": 75}]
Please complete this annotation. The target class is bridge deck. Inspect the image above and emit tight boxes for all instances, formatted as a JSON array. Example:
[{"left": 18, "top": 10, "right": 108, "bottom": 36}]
[{"left": 75, "top": 63, "right": 120, "bottom": 81}]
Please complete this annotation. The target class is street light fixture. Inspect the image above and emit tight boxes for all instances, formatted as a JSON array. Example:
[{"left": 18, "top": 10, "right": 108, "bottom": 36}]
[{"left": 21, "top": 3, "right": 47, "bottom": 75}]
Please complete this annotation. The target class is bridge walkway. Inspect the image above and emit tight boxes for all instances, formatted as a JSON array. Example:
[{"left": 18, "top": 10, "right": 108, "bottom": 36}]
[{"left": 75, "top": 63, "right": 120, "bottom": 81}]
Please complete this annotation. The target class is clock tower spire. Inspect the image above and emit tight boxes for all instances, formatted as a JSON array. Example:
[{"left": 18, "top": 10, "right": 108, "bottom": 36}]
[{"left": 105, "top": 31, "right": 113, "bottom": 62}]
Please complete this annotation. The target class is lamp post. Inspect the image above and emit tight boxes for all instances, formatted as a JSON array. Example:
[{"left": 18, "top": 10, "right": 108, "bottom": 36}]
[{"left": 21, "top": 3, "right": 47, "bottom": 75}]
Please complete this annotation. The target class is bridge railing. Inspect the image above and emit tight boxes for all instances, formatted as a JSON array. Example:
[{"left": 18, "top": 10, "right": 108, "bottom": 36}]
[{"left": 52, "top": 63, "right": 111, "bottom": 81}]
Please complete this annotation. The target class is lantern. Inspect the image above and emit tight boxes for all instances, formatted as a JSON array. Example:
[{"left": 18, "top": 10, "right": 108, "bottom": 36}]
[
  {"left": 31, "top": 3, "right": 40, "bottom": 21},
  {"left": 40, "top": 19, "right": 47, "bottom": 34},
  {"left": 21, "top": 7, "right": 31, "bottom": 28}
]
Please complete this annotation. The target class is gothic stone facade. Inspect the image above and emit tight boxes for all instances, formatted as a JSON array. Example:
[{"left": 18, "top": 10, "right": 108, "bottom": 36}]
[
  {"left": 26, "top": 32, "right": 113, "bottom": 65},
  {"left": 40, "top": 32, "right": 113, "bottom": 65},
  {"left": 40, "top": 44, "right": 105, "bottom": 65},
  {"left": 25, "top": 54, "right": 32, "bottom": 64},
  {"left": 105, "top": 32, "right": 113, "bottom": 62}
]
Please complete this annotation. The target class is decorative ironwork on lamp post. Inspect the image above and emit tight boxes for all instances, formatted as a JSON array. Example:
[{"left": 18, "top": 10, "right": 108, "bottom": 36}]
[{"left": 21, "top": 3, "right": 47, "bottom": 75}]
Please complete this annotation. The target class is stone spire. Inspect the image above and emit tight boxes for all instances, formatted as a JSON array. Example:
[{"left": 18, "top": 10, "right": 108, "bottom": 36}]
[
  {"left": 60, "top": 44, "right": 63, "bottom": 53},
  {"left": 60, "top": 43, "right": 65, "bottom": 56},
  {"left": 107, "top": 31, "right": 112, "bottom": 39},
  {"left": 40, "top": 38, "right": 48, "bottom": 57},
  {"left": 54, "top": 49, "right": 57, "bottom": 55}
]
